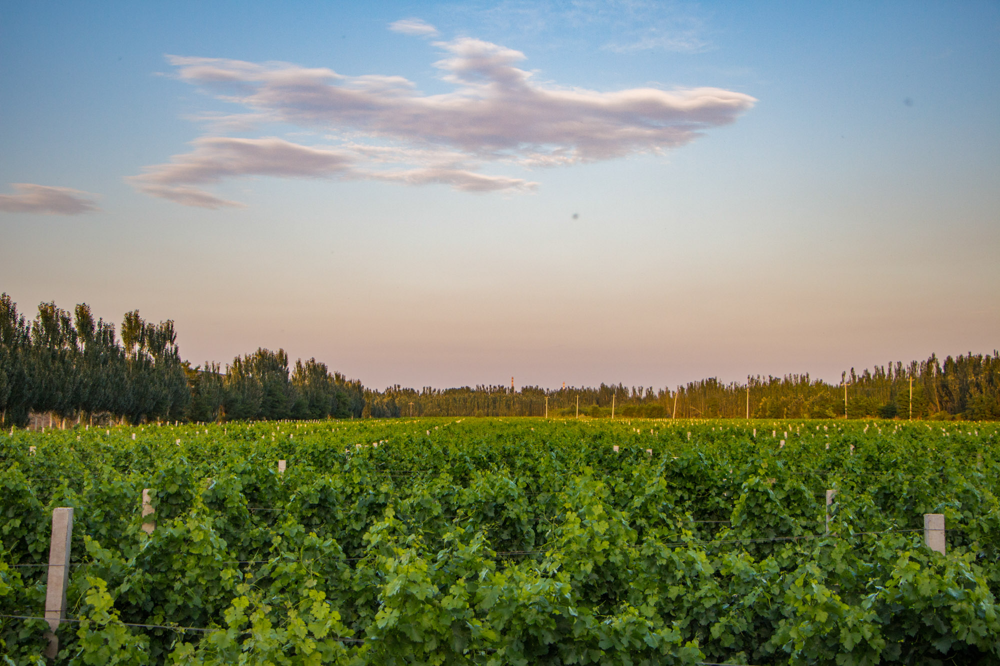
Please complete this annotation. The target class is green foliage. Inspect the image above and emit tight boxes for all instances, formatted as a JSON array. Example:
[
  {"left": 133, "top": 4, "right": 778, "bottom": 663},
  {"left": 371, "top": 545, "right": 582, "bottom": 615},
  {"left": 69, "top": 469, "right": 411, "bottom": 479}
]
[
  {"left": 72, "top": 575, "right": 150, "bottom": 665},
  {"left": 2, "top": 418, "right": 1000, "bottom": 664}
]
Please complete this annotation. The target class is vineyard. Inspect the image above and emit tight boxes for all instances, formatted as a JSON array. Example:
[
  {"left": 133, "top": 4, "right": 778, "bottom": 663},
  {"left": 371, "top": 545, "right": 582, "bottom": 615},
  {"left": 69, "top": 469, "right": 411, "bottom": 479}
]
[{"left": 2, "top": 418, "right": 1000, "bottom": 665}]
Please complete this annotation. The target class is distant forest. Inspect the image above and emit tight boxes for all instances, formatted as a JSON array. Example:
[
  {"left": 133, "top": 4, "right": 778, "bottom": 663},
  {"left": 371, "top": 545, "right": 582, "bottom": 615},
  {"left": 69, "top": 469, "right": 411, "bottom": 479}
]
[{"left": 2, "top": 294, "right": 998, "bottom": 427}]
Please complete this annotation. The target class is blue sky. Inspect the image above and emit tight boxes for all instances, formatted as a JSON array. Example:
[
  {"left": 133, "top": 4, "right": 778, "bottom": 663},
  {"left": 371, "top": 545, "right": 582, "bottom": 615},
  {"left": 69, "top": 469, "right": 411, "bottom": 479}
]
[{"left": 1, "top": 1, "right": 998, "bottom": 390}]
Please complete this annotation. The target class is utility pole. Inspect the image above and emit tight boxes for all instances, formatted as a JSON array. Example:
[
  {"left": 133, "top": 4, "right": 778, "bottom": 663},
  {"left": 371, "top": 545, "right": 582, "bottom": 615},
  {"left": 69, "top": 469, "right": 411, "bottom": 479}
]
[
  {"left": 611, "top": 390, "right": 616, "bottom": 419},
  {"left": 932, "top": 362, "right": 940, "bottom": 413},
  {"left": 842, "top": 373, "right": 849, "bottom": 419},
  {"left": 576, "top": 395, "right": 579, "bottom": 419},
  {"left": 746, "top": 376, "right": 750, "bottom": 420},
  {"left": 909, "top": 375, "right": 913, "bottom": 420},
  {"left": 545, "top": 396, "right": 548, "bottom": 419}
]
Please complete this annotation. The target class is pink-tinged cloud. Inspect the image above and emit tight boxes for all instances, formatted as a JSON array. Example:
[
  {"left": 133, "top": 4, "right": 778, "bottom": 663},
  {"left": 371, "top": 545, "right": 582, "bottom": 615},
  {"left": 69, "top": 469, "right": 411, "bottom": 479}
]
[
  {"left": 129, "top": 135, "right": 535, "bottom": 206},
  {"left": 0, "top": 183, "right": 99, "bottom": 215},
  {"left": 169, "top": 40, "right": 755, "bottom": 161},
  {"left": 127, "top": 136, "right": 355, "bottom": 208},
  {"left": 389, "top": 18, "right": 439, "bottom": 37},
  {"left": 374, "top": 167, "right": 537, "bottom": 192},
  {"left": 135, "top": 38, "right": 753, "bottom": 207}
]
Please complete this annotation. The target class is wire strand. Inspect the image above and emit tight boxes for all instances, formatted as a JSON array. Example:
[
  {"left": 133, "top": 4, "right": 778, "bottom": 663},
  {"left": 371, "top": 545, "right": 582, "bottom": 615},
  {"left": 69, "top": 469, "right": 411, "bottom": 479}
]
[
  {"left": 0, "top": 613, "right": 753, "bottom": 657},
  {"left": 0, "top": 613, "right": 363, "bottom": 641}
]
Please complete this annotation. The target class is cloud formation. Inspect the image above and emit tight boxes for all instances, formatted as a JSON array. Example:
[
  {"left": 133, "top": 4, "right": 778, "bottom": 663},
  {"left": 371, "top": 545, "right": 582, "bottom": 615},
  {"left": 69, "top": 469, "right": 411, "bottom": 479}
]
[
  {"left": 389, "top": 18, "right": 439, "bottom": 37},
  {"left": 128, "top": 137, "right": 356, "bottom": 208},
  {"left": 373, "top": 167, "right": 536, "bottom": 193},
  {"left": 134, "top": 36, "right": 754, "bottom": 207},
  {"left": 0, "top": 183, "right": 99, "bottom": 215}
]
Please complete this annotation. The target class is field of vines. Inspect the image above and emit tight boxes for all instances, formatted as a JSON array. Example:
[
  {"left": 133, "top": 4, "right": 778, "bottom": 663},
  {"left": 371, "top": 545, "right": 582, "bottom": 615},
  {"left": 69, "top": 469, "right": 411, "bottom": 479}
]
[{"left": 2, "top": 418, "right": 1000, "bottom": 665}]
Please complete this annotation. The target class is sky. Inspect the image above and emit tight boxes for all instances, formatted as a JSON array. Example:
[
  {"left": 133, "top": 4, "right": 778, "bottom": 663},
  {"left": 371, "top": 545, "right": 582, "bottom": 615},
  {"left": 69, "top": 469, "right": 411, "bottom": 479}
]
[{"left": 1, "top": 1, "right": 998, "bottom": 391}]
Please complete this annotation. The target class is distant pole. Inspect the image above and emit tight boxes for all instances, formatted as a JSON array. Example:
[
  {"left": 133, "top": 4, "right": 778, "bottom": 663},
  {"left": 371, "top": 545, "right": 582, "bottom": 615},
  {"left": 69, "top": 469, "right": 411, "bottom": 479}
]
[
  {"left": 932, "top": 362, "right": 939, "bottom": 412},
  {"left": 746, "top": 376, "right": 750, "bottom": 420},
  {"left": 672, "top": 388, "right": 679, "bottom": 419},
  {"left": 843, "top": 376, "right": 849, "bottom": 419},
  {"left": 576, "top": 395, "right": 579, "bottom": 418},
  {"left": 909, "top": 376, "right": 913, "bottom": 420},
  {"left": 545, "top": 396, "right": 548, "bottom": 418},
  {"left": 611, "top": 391, "right": 616, "bottom": 419}
]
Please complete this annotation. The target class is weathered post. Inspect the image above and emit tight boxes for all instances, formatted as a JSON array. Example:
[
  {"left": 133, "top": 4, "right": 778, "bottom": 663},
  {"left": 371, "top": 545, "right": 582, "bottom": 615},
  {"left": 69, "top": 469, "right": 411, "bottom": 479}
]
[
  {"left": 141, "top": 489, "right": 155, "bottom": 534},
  {"left": 44, "top": 508, "right": 74, "bottom": 658},
  {"left": 924, "top": 514, "right": 945, "bottom": 554},
  {"left": 278, "top": 459, "right": 286, "bottom": 474},
  {"left": 825, "top": 489, "right": 837, "bottom": 534}
]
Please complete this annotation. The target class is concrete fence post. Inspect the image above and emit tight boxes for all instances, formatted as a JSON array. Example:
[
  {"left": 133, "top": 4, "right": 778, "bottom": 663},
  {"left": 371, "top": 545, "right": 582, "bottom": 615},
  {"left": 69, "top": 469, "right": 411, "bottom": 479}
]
[
  {"left": 924, "top": 513, "right": 945, "bottom": 554},
  {"left": 44, "top": 507, "right": 73, "bottom": 658},
  {"left": 825, "top": 489, "right": 837, "bottom": 534},
  {"left": 278, "top": 459, "right": 286, "bottom": 474},
  {"left": 141, "top": 489, "right": 155, "bottom": 534}
]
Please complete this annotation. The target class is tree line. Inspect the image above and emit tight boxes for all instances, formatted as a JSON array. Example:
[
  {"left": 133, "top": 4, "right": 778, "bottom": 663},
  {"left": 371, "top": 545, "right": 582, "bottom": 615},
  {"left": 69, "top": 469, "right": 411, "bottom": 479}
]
[
  {"left": 0, "top": 295, "right": 362, "bottom": 428},
  {"left": 2, "top": 293, "right": 997, "bottom": 426},
  {"left": 366, "top": 354, "right": 998, "bottom": 421},
  {"left": 0, "top": 295, "right": 188, "bottom": 428},
  {"left": 185, "top": 351, "right": 364, "bottom": 423}
]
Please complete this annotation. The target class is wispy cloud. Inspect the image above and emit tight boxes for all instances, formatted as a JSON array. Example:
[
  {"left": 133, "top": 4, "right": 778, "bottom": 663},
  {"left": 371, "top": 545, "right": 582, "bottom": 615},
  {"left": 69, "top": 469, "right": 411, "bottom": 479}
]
[
  {"left": 465, "top": 0, "right": 714, "bottom": 53},
  {"left": 372, "top": 167, "right": 536, "bottom": 193},
  {"left": 128, "top": 135, "right": 536, "bottom": 208},
  {"left": 127, "top": 136, "right": 356, "bottom": 209},
  {"left": 603, "top": 27, "right": 710, "bottom": 54},
  {"left": 585, "top": 0, "right": 714, "bottom": 54},
  {"left": 133, "top": 36, "right": 754, "bottom": 207},
  {"left": 389, "top": 18, "right": 440, "bottom": 37},
  {"left": 0, "top": 183, "right": 100, "bottom": 215}
]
